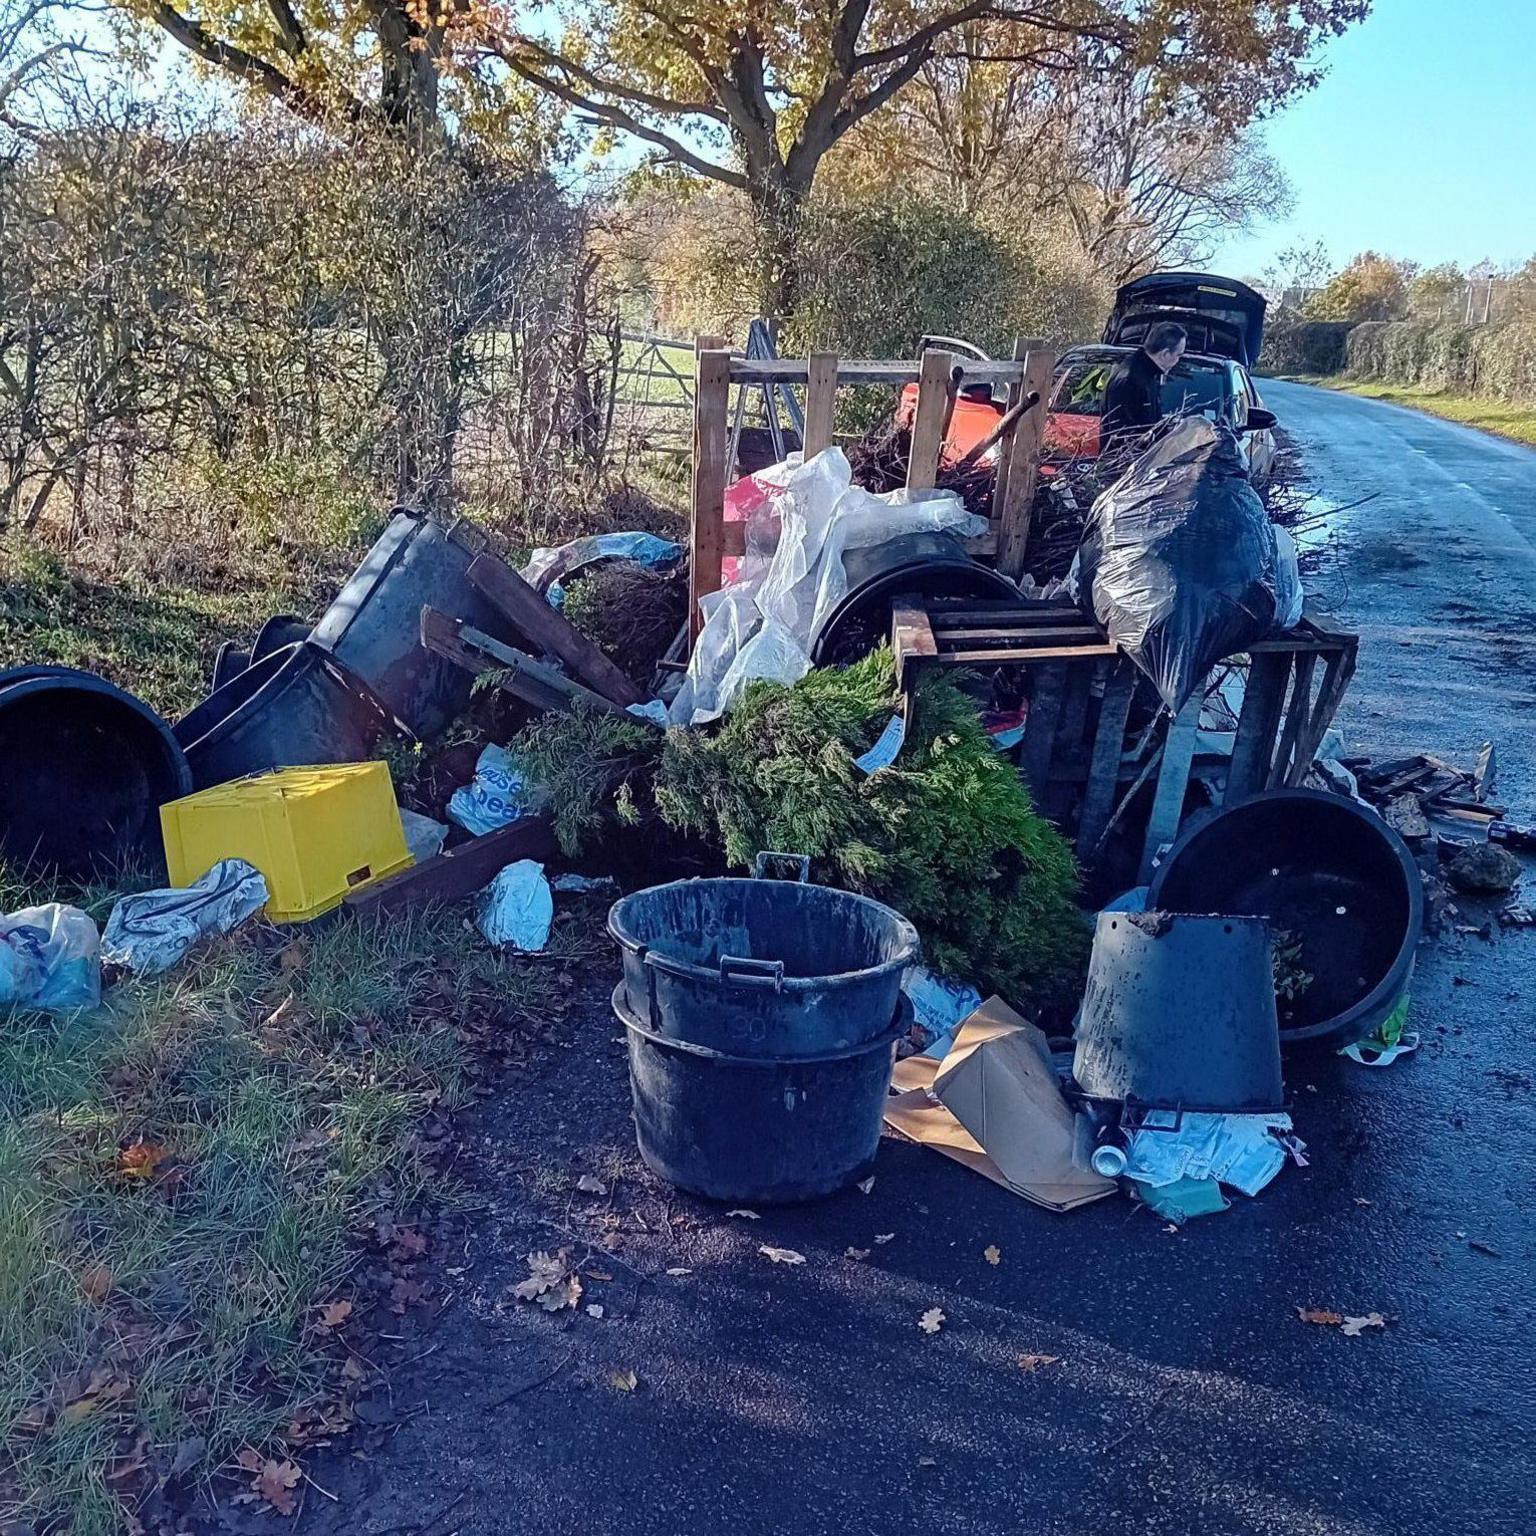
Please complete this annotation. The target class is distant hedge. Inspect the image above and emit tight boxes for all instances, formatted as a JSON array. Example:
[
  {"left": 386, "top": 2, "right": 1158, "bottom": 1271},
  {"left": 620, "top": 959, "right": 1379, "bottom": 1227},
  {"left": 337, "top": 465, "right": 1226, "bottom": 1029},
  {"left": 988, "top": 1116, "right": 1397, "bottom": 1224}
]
[
  {"left": 1344, "top": 319, "right": 1536, "bottom": 404},
  {"left": 1258, "top": 319, "right": 1352, "bottom": 376}
]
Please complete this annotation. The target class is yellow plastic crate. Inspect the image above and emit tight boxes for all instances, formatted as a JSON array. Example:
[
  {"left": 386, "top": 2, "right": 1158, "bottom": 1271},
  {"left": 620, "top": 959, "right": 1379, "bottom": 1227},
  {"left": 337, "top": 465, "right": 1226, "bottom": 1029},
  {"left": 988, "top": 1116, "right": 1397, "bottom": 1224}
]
[{"left": 160, "top": 762, "right": 412, "bottom": 923}]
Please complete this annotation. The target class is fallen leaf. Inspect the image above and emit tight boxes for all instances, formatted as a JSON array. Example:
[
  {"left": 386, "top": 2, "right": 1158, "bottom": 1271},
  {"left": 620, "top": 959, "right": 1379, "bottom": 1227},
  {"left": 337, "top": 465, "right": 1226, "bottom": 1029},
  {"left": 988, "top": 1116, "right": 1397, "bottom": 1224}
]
[
  {"left": 610, "top": 1369, "right": 639, "bottom": 1392},
  {"left": 726, "top": 1209, "right": 760, "bottom": 1220},
  {"left": 664, "top": 1267, "right": 693, "bottom": 1277},
  {"left": 255, "top": 1458, "right": 302, "bottom": 1516},
  {"left": 390, "top": 1227, "right": 428, "bottom": 1259},
  {"left": 1296, "top": 1307, "right": 1344, "bottom": 1326},
  {"left": 586, "top": 1304, "right": 605, "bottom": 1319},
  {"left": 235, "top": 1447, "right": 265, "bottom": 1474},
  {"left": 317, "top": 1300, "right": 352, "bottom": 1330},
  {"left": 577, "top": 1174, "right": 609, "bottom": 1195},
  {"left": 917, "top": 1308, "right": 945, "bottom": 1334},
  {"left": 1353, "top": 1197, "right": 1373, "bottom": 1207},
  {"left": 983, "top": 1245, "right": 1001, "bottom": 1266},
  {"left": 874, "top": 1233, "right": 895, "bottom": 1245},
  {"left": 1017, "top": 1354, "right": 1060, "bottom": 1372},
  {"left": 1340, "top": 1312, "right": 1387, "bottom": 1337},
  {"left": 845, "top": 1247, "right": 871, "bottom": 1261},
  {"left": 856, "top": 1176, "right": 876, "bottom": 1194},
  {"left": 117, "top": 1142, "right": 167, "bottom": 1180},
  {"left": 759, "top": 1245, "right": 806, "bottom": 1265},
  {"left": 537, "top": 1275, "right": 582, "bottom": 1312},
  {"left": 341, "top": 1358, "right": 366, "bottom": 1382},
  {"left": 917, "top": 1455, "right": 937, "bottom": 1467},
  {"left": 513, "top": 1249, "right": 581, "bottom": 1310},
  {"left": 79, "top": 1263, "right": 114, "bottom": 1304}
]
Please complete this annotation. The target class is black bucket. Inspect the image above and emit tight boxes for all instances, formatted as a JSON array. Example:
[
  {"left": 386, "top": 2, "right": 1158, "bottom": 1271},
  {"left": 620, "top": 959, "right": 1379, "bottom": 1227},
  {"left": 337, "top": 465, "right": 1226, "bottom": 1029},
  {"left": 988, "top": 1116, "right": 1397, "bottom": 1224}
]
[
  {"left": 209, "top": 616, "right": 311, "bottom": 694},
  {"left": 1074, "top": 911, "right": 1285, "bottom": 1113},
  {"left": 310, "top": 510, "right": 515, "bottom": 739},
  {"left": 1148, "top": 789, "right": 1422, "bottom": 1049},
  {"left": 617, "top": 985, "right": 903, "bottom": 1203},
  {"left": 608, "top": 876, "right": 919, "bottom": 1056},
  {"left": 0, "top": 666, "right": 192, "bottom": 879},
  {"left": 808, "top": 531, "right": 1018, "bottom": 665},
  {"left": 174, "top": 641, "right": 396, "bottom": 791}
]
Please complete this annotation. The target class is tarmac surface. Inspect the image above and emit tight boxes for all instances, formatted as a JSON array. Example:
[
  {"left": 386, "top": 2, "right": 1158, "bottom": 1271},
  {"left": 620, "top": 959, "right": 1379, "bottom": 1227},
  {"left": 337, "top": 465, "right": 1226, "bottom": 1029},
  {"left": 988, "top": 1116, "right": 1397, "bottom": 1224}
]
[{"left": 270, "top": 383, "right": 1536, "bottom": 1536}]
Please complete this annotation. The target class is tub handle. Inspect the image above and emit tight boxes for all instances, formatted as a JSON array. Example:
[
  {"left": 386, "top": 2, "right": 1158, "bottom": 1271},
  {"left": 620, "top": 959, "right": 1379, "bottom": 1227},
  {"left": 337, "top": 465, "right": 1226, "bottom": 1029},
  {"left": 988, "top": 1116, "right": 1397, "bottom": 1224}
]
[
  {"left": 752, "top": 851, "right": 810, "bottom": 883},
  {"left": 719, "top": 955, "right": 786, "bottom": 992}
]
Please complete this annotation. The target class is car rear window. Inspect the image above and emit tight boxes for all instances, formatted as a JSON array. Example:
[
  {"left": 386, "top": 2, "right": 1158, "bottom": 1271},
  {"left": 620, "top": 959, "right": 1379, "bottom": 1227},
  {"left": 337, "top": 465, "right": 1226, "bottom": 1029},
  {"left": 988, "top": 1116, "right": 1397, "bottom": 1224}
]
[{"left": 1051, "top": 357, "right": 1231, "bottom": 419}]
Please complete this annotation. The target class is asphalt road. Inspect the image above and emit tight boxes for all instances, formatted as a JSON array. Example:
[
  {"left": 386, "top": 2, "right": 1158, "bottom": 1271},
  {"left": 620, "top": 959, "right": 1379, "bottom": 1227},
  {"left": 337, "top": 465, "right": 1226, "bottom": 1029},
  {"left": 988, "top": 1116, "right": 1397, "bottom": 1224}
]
[{"left": 277, "top": 385, "right": 1536, "bottom": 1536}]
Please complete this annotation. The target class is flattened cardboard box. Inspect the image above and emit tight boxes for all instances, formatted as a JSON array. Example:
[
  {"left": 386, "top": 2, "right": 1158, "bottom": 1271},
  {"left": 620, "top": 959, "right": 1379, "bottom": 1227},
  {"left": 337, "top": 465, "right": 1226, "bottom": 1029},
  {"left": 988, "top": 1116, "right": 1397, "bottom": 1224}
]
[{"left": 885, "top": 996, "right": 1115, "bottom": 1212}]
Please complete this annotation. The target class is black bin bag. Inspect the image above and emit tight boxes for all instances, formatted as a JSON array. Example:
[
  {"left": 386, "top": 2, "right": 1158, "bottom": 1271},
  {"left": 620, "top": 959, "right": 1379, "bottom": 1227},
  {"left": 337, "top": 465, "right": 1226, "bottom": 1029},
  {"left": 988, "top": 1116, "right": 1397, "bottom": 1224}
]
[{"left": 1077, "top": 417, "right": 1283, "bottom": 713}]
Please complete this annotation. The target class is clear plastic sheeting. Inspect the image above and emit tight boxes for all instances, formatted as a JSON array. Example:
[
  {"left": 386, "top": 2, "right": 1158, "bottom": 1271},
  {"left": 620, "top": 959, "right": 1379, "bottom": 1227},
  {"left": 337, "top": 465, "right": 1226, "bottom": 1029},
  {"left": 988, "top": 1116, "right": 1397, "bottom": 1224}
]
[
  {"left": 102, "top": 859, "right": 269, "bottom": 977},
  {"left": 672, "top": 448, "right": 983, "bottom": 726},
  {"left": 0, "top": 903, "right": 101, "bottom": 1012},
  {"left": 523, "top": 532, "right": 684, "bottom": 609},
  {"left": 1077, "top": 417, "right": 1300, "bottom": 713}
]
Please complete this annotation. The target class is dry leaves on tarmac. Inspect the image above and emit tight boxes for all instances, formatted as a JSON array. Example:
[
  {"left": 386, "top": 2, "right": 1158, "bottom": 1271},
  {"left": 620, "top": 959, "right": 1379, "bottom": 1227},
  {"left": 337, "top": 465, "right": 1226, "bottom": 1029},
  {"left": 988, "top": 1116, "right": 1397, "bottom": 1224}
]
[
  {"left": 918, "top": 1308, "right": 945, "bottom": 1334},
  {"left": 514, "top": 1250, "right": 583, "bottom": 1311},
  {"left": 610, "top": 1370, "right": 639, "bottom": 1392},
  {"left": 759, "top": 1245, "right": 806, "bottom": 1265},
  {"left": 983, "top": 1245, "right": 1001, "bottom": 1265}
]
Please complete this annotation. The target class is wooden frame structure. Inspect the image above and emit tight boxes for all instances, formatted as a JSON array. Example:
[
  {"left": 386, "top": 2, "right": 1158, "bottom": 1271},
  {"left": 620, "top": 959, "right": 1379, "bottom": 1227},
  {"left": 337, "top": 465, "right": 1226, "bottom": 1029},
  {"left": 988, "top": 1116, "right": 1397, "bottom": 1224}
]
[{"left": 689, "top": 337, "right": 1055, "bottom": 640}]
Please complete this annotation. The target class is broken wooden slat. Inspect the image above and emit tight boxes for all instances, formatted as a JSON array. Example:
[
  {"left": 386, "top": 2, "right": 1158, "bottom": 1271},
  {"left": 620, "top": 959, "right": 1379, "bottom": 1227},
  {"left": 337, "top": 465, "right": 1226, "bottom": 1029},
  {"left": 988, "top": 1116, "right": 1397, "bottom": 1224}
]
[
  {"left": 803, "top": 353, "right": 839, "bottom": 456},
  {"left": 1139, "top": 694, "right": 1202, "bottom": 883},
  {"left": 1226, "top": 651, "right": 1291, "bottom": 802},
  {"left": 1075, "top": 659, "right": 1139, "bottom": 856},
  {"left": 890, "top": 602, "right": 938, "bottom": 689},
  {"left": 689, "top": 342, "right": 732, "bottom": 642},
  {"left": 464, "top": 550, "right": 644, "bottom": 709},
  {"left": 726, "top": 357, "right": 1027, "bottom": 387},
  {"left": 1285, "top": 641, "right": 1358, "bottom": 787},
  {"left": 924, "top": 624, "right": 1104, "bottom": 645},
  {"left": 938, "top": 642, "right": 1119, "bottom": 665},
  {"left": 1021, "top": 662, "right": 1067, "bottom": 800},
  {"left": 1268, "top": 651, "right": 1318, "bottom": 789},
  {"left": 905, "top": 350, "right": 953, "bottom": 491},
  {"left": 344, "top": 815, "right": 558, "bottom": 917},
  {"left": 995, "top": 348, "right": 1054, "bottom": 580}
]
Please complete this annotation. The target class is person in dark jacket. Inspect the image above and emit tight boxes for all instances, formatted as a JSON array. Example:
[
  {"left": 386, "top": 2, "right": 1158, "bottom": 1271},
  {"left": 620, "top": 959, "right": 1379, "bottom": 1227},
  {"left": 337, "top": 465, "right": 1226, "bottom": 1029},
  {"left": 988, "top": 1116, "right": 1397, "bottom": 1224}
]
[{"left": 1101, "top": 321, "right": 1187, "bottom": 440}]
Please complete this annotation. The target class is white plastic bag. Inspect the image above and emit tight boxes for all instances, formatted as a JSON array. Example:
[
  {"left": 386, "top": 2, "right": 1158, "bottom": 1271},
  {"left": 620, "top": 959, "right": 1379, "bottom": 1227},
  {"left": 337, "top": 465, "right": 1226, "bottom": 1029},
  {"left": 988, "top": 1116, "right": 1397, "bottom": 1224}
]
[
  {"left": 0, "top": 903, "right": 101, "bottom": 1012},
  {"left": 102, "top": 859, "right": 269, "bottom": 977},
  {"left": 477, "top": 860, "right": 554, "bottom": 951}
]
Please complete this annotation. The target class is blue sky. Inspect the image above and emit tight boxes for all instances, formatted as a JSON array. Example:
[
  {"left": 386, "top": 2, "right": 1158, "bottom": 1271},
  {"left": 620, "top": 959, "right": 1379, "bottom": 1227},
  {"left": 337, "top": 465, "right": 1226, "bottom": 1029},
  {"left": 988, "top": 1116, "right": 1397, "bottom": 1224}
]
[{"left": 1213, "top": 0, "right": 1536, "bottom": 279}]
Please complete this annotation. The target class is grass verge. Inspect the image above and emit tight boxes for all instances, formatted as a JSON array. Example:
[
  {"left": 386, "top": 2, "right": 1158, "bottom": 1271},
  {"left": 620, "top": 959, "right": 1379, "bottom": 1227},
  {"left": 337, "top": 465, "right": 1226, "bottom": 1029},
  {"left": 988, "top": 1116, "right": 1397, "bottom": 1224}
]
[
  {"left": 0, "top": 901, "right": 585, "bottom": 1534},
  {"left": 1287, "top": 376, "right": 1536, "bottom": 449}
]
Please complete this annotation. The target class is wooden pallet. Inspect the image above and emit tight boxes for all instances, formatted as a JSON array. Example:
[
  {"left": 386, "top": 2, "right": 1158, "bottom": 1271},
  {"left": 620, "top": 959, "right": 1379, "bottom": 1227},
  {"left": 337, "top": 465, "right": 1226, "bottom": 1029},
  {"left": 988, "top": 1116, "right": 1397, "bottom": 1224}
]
[{"left": 890, "top": 596, "right": 1359, "bottom": 877}]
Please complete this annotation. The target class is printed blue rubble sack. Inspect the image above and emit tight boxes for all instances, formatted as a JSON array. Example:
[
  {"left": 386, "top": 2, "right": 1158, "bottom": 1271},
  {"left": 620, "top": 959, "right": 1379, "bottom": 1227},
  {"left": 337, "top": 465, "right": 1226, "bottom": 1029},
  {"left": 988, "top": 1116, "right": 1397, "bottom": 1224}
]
[
  {"left": 0, "top": 903, "right": 101, "bottom": 1012},
  {"left": 447, "top": 744, "right": 544, "bottom": 837},
  {"left": 477, "top": 860, "right": 554, "bottom": 951},
  {"left": 102, "top": 859, "right": 269, "bottom": 977}
]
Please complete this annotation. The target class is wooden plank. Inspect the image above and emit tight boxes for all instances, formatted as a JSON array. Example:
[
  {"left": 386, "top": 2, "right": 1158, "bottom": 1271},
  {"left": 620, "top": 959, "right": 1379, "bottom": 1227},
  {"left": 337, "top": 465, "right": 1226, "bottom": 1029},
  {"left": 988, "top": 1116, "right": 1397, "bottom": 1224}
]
[
  {"left": 937, "top": 642, "right": 1119, "bottom": 665},
  {"left": 890, "top": 602, "right": 938, "bottom": 689},
  {"left": 1021, "top": 662, "right": 1067, "bottom": 801},
  {"left": 1267, "top": 651, "right": 1317, "bottom": 789},
  {"left": 1076, "top": 658, "right": 1139, "bottom": 856},
  {"left": 464, "top": 551, "right": 645, "bottom": 708},
  {"left": 995, "top": 347, "right": 1055, "bottom": 580},
  {"left": 991, "top": 338, "right": 1031, "bottom": 527},
  {"left": 803, "top": 352, "right": 839, "bottom": 456},
  {"left": 345, "top": 815, "right": 558, "bottom": 917},
  {"left": 905, "top": 350, "right": 952, "bottom": 490},
  {"left": 927, "top": 598, "right": 1081, "bottom": 621},
  {"left": 1056, "top": 657, "right": 1100, "bottom": 761},
  {"left": 690, "top": 340, "right": 731, "bottom": 644},
  {"left": 1139, "top": 694, "right": 1202, "bottom": 883},
  {"left": 1285, "top": 640, "right": 1358, "bottom": 787},
  {"left": 930, "top": 624, "right": 1104, "bottom": 646},
  {"left": 1226, "top": 652, "right": 1290, "bottom": 802},
  {"left": 727, "top": 358, "right": 1027, "bottom": 387}
]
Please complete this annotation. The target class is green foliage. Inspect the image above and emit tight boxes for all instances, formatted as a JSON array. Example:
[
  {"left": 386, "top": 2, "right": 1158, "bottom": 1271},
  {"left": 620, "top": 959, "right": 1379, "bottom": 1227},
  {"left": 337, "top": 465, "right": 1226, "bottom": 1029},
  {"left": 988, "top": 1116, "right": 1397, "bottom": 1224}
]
[
  {"left": 1259, "top": 318, "right": 1352, "bottom": 376},
  {"left": 1345, "top": 319, "right": 1536, "bottom": 405},
  {"left": 656, "top": 651, "right": 1089, "bottom": 1011}
]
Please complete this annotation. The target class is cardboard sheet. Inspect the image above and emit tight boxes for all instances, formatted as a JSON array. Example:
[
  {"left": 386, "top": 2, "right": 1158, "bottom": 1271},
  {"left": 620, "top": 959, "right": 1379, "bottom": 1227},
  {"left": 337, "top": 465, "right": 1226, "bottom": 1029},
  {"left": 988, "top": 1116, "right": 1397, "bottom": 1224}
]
[{"left": 885, "top": 997, "right": 1115, "bottom": 1212}]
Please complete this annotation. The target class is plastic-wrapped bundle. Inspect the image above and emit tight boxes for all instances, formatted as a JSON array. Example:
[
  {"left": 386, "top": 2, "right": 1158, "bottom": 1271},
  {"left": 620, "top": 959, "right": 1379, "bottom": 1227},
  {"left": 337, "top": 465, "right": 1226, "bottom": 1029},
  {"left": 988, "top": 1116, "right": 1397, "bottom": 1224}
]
[{"left": 1077, "top": 418, "right": 1299, "bottom": 713}]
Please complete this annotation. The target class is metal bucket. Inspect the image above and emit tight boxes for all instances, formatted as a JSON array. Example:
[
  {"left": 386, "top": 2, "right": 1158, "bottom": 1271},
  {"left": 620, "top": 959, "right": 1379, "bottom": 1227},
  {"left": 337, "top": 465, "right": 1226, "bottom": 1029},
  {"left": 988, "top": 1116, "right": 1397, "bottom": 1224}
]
[
  {"left": 1073, "top": 911, "right": 1285, "bottom": 1113},
  {"left": 617, "top": 984, "right": 903, "bottom": 1203},
  {"left": 0, "top": 666, "right": 191, "bottom": 879},
  {"left": 174, "top": 641, "right": 396, "bottom": 791},
  {"left": 1148, "top": 789, "right": 1423, "bottom": 1050},
  {"left": 310, "top": 509, "right": 515, "bottom": 739},
  {"left": 608, "top": 873, "right": 919, "bottom": 1057}
]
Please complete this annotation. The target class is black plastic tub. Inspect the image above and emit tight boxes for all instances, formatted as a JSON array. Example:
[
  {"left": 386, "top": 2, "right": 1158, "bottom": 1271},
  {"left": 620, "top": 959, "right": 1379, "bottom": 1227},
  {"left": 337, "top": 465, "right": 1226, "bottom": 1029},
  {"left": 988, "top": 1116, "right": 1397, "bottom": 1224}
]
[
  {"left": 0, "top": 666, "right": 192, "bottom": 879},
  {"left": 608, "top": 876, "right": 919, "bottom": 1057},
  {"left": 1073, "top": 911, "right": 1284, "bottom": 1112},
  {"left": 310, "top": 510, "right": 515, "bottom": 739},
  {"left": 174, "top": 641, "right": 396, "bottom": 791},
  {"left": 617, "top": 985, "right": 902, "bottom": 1203},
  {"left": 1148, "top": 789, "right": 1422, "bottom": 1050},
  {"left": 808, "top": 531, "right": 1018, "bottom": 665}
]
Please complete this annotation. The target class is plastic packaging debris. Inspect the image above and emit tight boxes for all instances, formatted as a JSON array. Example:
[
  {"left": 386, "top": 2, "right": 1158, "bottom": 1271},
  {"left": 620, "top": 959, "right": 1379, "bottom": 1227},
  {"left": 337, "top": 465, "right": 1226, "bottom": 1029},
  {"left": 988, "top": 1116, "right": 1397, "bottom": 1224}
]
[
  {"left": 447, "top": 744, "right": 545, "bottom": 836},
  {"left": 524, "top": 532, "right": 684, "bottom": 608},
  {"left": 903, "top": 966, "right": 984, "bottom": 1059},
  {"left": 1340, "top": 992, "right": 1419, "bottom": 1066},
  {"left": 626, "top": 700, "right": 670, "bottom": 726},
  {"left": 399, "top": 808, "right": 449, "bottom": 863},
  {"left": 671, "top": 448, "right": 983, "bottom": 726},
  {"left": 551, "top": 873, "right": 618, "bottom": 895},
  {"left": 1140, "top": 1175, "right": 1230, "bottom": 1224},
  {"left": 1123, "top": 1111, "right": 1300, "bottom": 1197},
  {"left": 0, "top": 903, "right": 101, "bottom": 1012},
  {"left": 1077, "top": 417, "right": 1297, "bottom": 712},
  {"left": 477, "top": 860, "right": 554, "bottom": 951},
  {"left": 102, "top": 859, "right": 268, "bottom": 976},
  {"left": 854, "top": 714, "right": 907, "bottom": 774}
]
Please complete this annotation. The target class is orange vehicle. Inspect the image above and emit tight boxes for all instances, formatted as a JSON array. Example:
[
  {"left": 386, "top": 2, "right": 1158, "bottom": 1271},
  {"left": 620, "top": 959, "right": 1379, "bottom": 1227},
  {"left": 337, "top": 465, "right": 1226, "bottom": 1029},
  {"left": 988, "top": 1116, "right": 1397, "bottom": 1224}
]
[{"left": 892, "top": 336, "right": 1008, "bottom": 463}]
